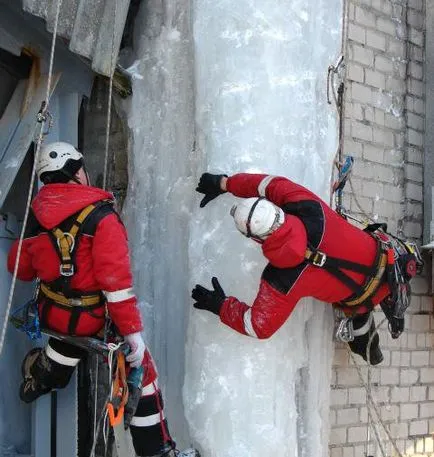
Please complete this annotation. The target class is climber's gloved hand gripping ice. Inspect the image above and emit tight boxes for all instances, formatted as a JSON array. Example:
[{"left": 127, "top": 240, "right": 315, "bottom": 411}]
[
  {"left": 196, "top": 173, "right": 228, "bottom": 207},
  {"left": 192, "top": 277, "right": 227, "bottom": 315}
]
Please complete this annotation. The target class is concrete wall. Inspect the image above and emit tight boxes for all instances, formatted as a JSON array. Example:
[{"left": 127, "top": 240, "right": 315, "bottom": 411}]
[{"left": 329, "top": 0, "right": 433, "bottom": 456}]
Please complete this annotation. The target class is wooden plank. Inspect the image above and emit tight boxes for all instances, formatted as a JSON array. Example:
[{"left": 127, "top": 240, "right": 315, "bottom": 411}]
[{"left": 0, "top": 73, "right": 60, "bottom": 209}]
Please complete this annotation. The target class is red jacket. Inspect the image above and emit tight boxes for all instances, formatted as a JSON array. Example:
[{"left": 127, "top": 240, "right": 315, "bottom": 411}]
[
  {"left": 7, "top": 183, "right": 143, "bottom": 337},
  {"left": 219, "top": 173, "right": 390, "bottom": 339}
]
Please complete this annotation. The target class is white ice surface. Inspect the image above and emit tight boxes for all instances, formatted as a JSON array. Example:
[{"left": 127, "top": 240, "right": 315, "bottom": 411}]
[
  {"left": 185, "top": 1, "right": 340, "bottom": 456},
  {"left": 123, "top": 0, "right": 341, "bottom": 455}
]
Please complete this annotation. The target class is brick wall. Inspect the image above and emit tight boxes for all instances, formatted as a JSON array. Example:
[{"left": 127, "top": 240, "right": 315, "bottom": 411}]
[{"left": 329, "top": 0, "right": 433, "bottom": 455}]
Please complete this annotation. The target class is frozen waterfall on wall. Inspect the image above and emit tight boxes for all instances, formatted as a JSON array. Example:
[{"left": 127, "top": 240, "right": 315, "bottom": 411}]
[{"left": 122, "top": 0, "right": 341, "bottom": 456}]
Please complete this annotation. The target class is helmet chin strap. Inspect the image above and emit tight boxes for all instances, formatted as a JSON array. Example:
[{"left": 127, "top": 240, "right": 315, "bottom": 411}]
[
  {"left": 80, "top": 163, "right": 91, "bottom": 185},
  {"left": 245, "top": 197, "right": 266, "bottom": 238},
  {"left": 63, "top": 169, "right": 81, "bottom": 184},
  {"left": 67, "top": 165, "right": 90, "bottom": 185}
]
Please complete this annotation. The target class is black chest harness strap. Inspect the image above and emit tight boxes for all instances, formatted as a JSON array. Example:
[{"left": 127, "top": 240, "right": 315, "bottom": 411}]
[
  {"left": 38, "top": 201, "right": 113, "bottom": 335},
  {"left": 304, "top": 240, "right": 389, "bottom": 312}
]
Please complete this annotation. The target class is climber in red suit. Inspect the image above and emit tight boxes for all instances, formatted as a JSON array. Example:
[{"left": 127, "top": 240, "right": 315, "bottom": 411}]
[
  {"left": 8, "top": 142, "right": 197, "bottom": 457},
  {"left": 192, "top": 172, "right": 393, "bottom": 365}
]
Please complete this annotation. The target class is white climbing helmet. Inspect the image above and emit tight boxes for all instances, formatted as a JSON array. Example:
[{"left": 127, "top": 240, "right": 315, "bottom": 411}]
[
  {"left": 230, "top": 197, "right": 285, "bottom": 240},
  {"left": 36, "top": 142, "right": 83, "bottom": 180}
]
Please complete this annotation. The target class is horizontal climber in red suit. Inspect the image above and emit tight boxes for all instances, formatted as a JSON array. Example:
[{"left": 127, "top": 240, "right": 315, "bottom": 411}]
[{"left": 192, "top": 172, "right": 393, "bottom": 365}]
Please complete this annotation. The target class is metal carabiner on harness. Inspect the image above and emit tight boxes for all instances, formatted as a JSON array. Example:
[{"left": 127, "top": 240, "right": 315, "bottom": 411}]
[
  {"left": 335, "top": 317, "right": 355, "bottom": 343},
  {"left": 56, "top": 232, "right": 75, "bottom": 276}
]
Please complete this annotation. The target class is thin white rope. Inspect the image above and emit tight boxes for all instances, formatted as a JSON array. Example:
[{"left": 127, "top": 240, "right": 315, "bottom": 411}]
[
  {"left": 0, "top": 0, "right": 63, "bottom": 357},
  {"left": 103, "top": 342, "right": 123, "bottom": 444},
  {"left": 365, "top": 338, "right": 373, "bottom": 457},
  {"left": 348, "top": 176, "right": 375, "bottom": 224},
  {"left": 365, "top": 319, "right": 387, "bottom": 457},
  {"left": 102, "top": 0, "right": 118, "bottom": 191},
  {"left": 349, "top": 348, "right": 388, "bottom": 457},
  {"left": 94, "top": 3, "right": 119, "bottom": 453},
  {"left": 89, "top": 342, "right": 123, "bottom": 457},
  {"left": 328, "top": 0, "right": 350, "bottom": 208},
  {"left": 347, "top": 317, "right": 404, "bottom": 457},
  {"left": 92, "top": 355, "right": 99, "bottom": 449}
]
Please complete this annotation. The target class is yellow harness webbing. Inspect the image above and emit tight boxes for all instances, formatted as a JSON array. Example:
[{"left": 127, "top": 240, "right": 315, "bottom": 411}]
[
  {"left": 40, "top": 283, "right": 101, "bottom": 308},
  {"left": 51, "top": 203, "right": 97, "bottom": 276},
  {"left": 304, "top": 246, "right": 388, "bottom": 308}
]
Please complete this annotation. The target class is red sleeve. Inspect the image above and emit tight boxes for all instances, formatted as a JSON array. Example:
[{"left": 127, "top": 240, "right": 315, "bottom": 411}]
[
  {"left": 7, "top": 239, "right": 37, "bottom": 281},
  {"left": 92, "top": 213, "right": 143, "bottom": 336},
  {"left": 226, "top": 173, "right": 320, "bottom": 206},
  {"left": 219, "top": 279, "right": 302, "bottom": 339}
]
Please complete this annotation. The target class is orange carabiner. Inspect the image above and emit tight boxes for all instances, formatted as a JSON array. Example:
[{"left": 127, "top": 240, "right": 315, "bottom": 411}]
[{"left": 106, "top": 351, "right": 129, "bottom": 427}]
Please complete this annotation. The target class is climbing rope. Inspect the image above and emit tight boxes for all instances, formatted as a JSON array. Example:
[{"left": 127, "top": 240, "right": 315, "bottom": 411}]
[
  {"left": 0, "top": 0, "right": 63, "bottom": 357},
  {"left": 102, "top": 0, "right": 118, "bottom": 191},
  {"left": 346, "top": 318, "right": 404, "bottom": 457},
  {"left": 89, "top": 341, "right": 123, "bottom": 457},
  {"left": 103, "top": 342, "right": 123, "bottom": 447},
  {"left": 328, "top": 0, "right": 349, "bottom": 209},
  {"left": 93, "top": 2, "right": 120, "bottom": 453}
]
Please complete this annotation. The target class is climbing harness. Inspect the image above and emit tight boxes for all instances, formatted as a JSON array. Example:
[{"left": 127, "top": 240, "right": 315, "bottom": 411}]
[
  {"left": 48, "top": 201, "right": 109, "bottom": 279},
  {"left": 11, "top": 300, "right": 128, "bottom": 357},
  {"left": 373, "top": 227, "right": 423, "bottom": 339},
  {"left": 304, "top": 237, "right": 388, "bottom": 312},
  {"left": 307, "top": 220, "right": 423, "bottom": 340},
  {"left": 23, "top": 200, "right": 114, "bottom": 335}
]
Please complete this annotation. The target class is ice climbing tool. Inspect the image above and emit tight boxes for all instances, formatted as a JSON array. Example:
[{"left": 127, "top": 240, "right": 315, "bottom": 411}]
[{"left": 106, "top": 350, "right": 137, "bottom": 457}]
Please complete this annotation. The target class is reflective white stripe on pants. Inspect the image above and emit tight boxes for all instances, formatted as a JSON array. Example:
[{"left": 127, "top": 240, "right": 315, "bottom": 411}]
[
  {"left": 130, "top": 412, "right": 164, "bottom": 427},
  {"left": 46, "top": 343, "right": 80, "bottom": 367},
  {"left": 141, "top": 381, "right": 158, "bottom": 396}
]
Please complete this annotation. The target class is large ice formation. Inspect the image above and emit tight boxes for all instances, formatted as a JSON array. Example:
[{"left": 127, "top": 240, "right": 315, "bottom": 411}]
[{"left": 123, "top": 0, "right": 341, "bottom": 455}]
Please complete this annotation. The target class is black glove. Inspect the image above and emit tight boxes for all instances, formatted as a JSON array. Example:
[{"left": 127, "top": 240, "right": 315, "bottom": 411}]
[
  {"left": 196, "top": 173, "right": 227, "bottom": 208},
  {"left": 192, "top": 277, "right": 227, "bottom": 315}
]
